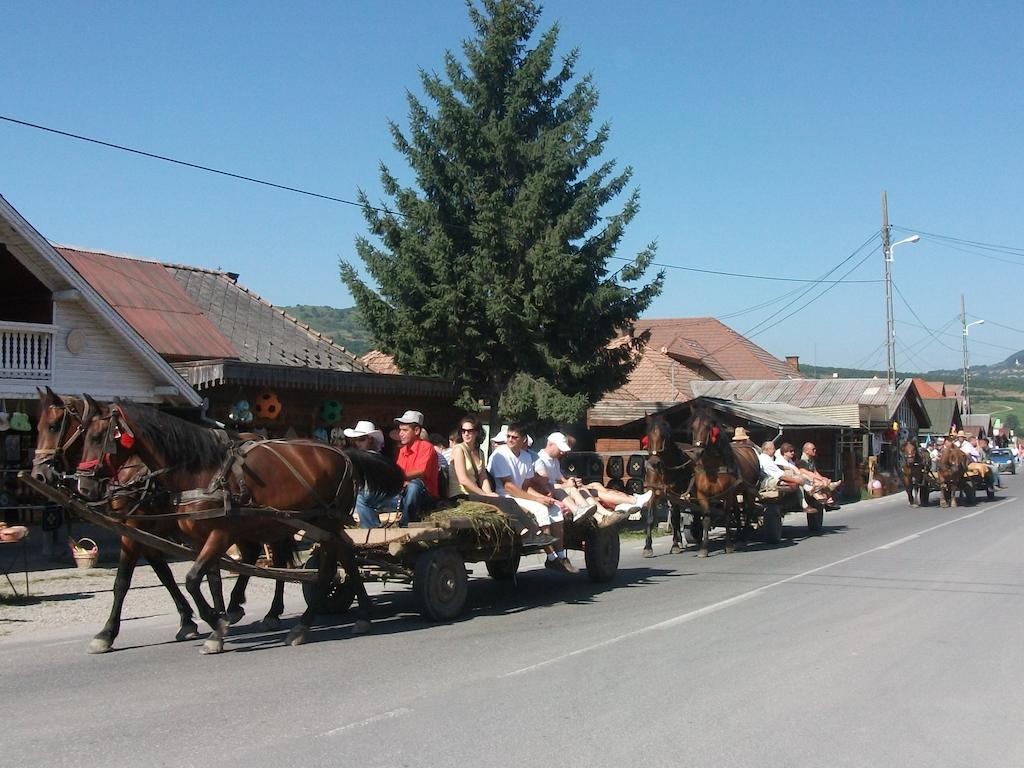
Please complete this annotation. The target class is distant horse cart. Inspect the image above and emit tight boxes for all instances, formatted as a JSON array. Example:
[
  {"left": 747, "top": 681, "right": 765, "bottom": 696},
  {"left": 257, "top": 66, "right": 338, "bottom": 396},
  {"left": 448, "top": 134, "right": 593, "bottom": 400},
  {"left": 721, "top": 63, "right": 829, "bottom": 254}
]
[{"left": 642, "top": 413, "right": 826, "bottom": 555}]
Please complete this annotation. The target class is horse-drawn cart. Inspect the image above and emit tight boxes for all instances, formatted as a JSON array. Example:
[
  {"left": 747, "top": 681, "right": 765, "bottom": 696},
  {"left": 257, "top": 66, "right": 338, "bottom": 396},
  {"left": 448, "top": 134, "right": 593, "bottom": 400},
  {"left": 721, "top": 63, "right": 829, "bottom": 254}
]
[
  {"left": 678, "top": 484, "right": 819, "bottom": 547},
  {"left": 20, "top": 473, "right": 626, "bottom": 623}
]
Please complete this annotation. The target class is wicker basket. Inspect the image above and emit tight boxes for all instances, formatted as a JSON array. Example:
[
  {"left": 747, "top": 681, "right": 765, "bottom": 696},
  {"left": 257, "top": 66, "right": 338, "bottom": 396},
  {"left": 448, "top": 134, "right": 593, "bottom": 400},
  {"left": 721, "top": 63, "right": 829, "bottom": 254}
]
[{"left": 69, "top": 537, "right": 99, "bottom": 570}]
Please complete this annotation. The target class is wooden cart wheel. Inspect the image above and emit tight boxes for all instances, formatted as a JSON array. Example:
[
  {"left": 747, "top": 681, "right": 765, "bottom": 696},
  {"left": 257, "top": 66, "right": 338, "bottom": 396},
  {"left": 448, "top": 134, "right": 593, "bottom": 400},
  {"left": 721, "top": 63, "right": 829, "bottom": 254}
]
[
  {"left": 763, "top": 507, "right": 783, "bottom": 544},
  {"left": 414, "top": 546, "right": 468, "bottom": 621},
  {"left": 963, "top": 482, "right": 976, "bottom": 504},
  {"left": 806, "top": 510, "right": 824, "bottom": 533},
  {"left": 485, "top": 552, "right": 521, "bottom": 580},
  {"left": 584, "top": 526, "right": 620, "bottom": 583},
  {"left": 301, "top": 551, "right": 355, "bottom": 614}
]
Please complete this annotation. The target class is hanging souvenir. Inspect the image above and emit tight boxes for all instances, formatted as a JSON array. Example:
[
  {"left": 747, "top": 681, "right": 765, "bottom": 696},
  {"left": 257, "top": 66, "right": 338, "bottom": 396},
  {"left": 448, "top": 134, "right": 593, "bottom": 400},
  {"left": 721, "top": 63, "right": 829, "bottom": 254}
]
[
  {"left": 9, "top": 402, "right": 32, "bottom": 432},
  {"left": 229, "top": 399, "right": 254, "bottom": 425},
  {"left": 312, "top": 426, "right": 329, "bottom": 443},
  {"left": 318, "top": 399, "right": 343, "bottom": 423},
  {"left": 255, "top": 391, "right": 282, "bottom": 420}
]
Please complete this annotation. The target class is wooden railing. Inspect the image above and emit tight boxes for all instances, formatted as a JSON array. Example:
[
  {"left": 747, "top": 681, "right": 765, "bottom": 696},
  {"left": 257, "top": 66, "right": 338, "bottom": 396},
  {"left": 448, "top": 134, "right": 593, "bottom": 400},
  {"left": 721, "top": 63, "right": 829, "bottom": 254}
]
[{"left": 0, "top": 321, "right": 54, "bottom": 381}]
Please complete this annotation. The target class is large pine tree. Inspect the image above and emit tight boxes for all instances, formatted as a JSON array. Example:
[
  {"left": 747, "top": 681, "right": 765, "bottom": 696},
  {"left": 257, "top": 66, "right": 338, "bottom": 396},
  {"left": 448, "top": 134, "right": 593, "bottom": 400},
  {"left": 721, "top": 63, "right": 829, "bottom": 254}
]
[{"left": 341, "top": 0, "right": 663, "bottom": 427}]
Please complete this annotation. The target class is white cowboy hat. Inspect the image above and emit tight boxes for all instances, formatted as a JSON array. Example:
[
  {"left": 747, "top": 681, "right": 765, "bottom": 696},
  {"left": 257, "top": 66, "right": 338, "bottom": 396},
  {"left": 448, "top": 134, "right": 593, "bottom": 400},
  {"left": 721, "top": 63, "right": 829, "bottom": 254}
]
[
  {"left": 732, "top": 426, "right": 751, "bottom": 442},
  {"left": 344, "top": 420, "right": 384, "bottom": 449},
  {"left": 491, "top": 425, "right": 508, "bottom": 444}
]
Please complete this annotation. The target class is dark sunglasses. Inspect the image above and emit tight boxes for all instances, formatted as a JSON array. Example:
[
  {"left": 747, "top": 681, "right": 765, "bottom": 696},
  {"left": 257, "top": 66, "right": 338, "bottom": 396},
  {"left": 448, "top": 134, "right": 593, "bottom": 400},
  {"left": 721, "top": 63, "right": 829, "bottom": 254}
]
[{"left": 461, "top": 428, "right": 477, "bottom": 433}]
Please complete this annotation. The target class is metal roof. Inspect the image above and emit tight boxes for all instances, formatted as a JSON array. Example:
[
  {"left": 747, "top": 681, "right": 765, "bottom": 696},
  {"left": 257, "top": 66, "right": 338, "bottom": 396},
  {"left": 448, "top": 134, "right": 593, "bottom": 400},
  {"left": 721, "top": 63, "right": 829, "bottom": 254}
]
[
  {"left": 58, "top": 247, "right": 239, "bottom": 361},
  {"left": 696, "top": 397, "right": 852, "bottom": 429},
  {"left": 922, "top": 398, "right": 961, "bottom": 434}
]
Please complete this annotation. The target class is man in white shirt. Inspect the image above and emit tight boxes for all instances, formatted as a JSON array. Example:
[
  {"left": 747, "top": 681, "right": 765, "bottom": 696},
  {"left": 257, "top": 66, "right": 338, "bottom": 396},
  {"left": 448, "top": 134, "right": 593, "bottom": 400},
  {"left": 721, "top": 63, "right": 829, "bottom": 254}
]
[
  {"left": 758, "top": 441, "right": 804, "bottom": 496},
  {"left": 488, "top": 422, "right": 578, "bottom": 574}
]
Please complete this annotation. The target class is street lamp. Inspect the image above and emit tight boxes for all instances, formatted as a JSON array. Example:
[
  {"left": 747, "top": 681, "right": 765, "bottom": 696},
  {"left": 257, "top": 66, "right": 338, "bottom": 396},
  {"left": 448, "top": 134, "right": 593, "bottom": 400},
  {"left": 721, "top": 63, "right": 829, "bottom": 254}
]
[
  {"left": 962, "top": 315, "right": 984, "bottom": 414},
  {"left": 884, "top": 233, "right": 920, "bottom": 391}
]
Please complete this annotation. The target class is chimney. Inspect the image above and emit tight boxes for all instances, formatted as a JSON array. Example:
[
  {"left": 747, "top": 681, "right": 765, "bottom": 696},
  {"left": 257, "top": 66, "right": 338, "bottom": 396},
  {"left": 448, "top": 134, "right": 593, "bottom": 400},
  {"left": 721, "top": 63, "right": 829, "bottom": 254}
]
[{"left": 785, "top": 355, "right": 800, "bottom": 372}]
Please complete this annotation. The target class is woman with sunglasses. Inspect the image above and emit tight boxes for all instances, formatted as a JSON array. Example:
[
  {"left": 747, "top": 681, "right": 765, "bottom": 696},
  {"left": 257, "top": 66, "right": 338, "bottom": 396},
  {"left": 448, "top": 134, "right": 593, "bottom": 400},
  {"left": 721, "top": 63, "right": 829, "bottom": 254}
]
[{"left": 449, "top": 414, "right": 553, "bottom": 549}]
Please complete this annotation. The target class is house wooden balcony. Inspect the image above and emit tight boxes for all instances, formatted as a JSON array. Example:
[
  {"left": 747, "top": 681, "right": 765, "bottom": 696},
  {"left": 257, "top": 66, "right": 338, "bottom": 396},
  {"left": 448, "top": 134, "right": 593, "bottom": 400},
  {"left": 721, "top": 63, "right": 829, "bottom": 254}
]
[{"left": 0, "top": 321, "right": 54, "bottom": 382}]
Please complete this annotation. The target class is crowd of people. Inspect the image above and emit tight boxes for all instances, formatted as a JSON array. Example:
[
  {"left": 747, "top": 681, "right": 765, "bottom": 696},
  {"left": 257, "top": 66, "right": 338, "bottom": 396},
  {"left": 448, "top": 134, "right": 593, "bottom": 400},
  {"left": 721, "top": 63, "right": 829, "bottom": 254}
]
[
  {"left": 922, "top": 431, "right": 1003, "bottom": 488},
  {"left": 339, "top": 411, "right": 652, "bottom": 574}
]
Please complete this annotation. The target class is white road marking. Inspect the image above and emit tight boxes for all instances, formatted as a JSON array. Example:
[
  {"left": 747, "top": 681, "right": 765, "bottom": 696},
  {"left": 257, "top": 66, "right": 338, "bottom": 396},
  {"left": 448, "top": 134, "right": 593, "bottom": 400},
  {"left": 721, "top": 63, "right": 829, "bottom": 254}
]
[
  {"left": 504, "top": 497, "right": 1017, "bottom": 677},
  {"left": 319, "top": 707, "right": 413, "bottom": 737}
]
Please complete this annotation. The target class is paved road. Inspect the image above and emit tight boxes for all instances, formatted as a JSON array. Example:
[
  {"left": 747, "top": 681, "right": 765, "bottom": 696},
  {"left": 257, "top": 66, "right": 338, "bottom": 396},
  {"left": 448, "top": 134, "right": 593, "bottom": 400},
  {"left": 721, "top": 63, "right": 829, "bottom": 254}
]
[{"left": 3, "top": 476, "right": 1024, "bottom": 768}]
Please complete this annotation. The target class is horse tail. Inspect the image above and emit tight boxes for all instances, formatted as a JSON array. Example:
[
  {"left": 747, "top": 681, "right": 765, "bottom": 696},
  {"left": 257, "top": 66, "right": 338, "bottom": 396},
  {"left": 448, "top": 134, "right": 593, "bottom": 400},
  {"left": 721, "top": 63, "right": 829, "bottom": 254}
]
[{"left": 344, "top": 449, "right": 405, "bottom": 497}]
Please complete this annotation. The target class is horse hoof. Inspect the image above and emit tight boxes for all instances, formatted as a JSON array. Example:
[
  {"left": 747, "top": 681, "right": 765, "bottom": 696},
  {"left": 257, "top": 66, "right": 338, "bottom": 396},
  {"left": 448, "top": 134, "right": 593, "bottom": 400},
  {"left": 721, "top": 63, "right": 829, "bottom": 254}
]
[
  {"left": 352, "top": 619, "right": 373, "bottom": 635},
  {"left": 225, "top": 607, "right": 245, "bottom": 625},
  {"left": 642, "top": 548, "right": 654, "bottom": 558},
  {"left": 200, "top": 638, "right": 224, "bottom": 655},
  {"left": 176, "top": 622, "right": 200, "bottom": 642},
  {"left": 87, "top": 638, "right": 112, "bottom": 654},
  {"left": 261, "top": 615, "right": 281, "bottom": 632},
  {"left": 287, "top": 625, "right": 308, "bottom": 646},
  {"left": 697, "top": 549, "right": 709, "bottom": 558},
  {"left": 670, "top": 544, "right": 683, "bottom": 554}
]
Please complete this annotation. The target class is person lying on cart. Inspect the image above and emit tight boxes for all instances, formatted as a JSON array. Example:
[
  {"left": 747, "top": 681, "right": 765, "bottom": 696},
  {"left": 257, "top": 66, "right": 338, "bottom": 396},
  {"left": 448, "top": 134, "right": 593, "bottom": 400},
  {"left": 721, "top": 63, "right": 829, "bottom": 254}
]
[
  {"left": 488, "top": 422, "right": 579, "bottom": 574},
  {"left": 534, "top": 432, "right": 652, "bottom": 517},
  {"left": 394, "top": 410, "right": 439, "bottom": 525},
  {"left": 448, "top": 414, "right": 554, "bottom": 549},
  {"left": 345, "top": 420, "right": 402, "bottom": 528}
]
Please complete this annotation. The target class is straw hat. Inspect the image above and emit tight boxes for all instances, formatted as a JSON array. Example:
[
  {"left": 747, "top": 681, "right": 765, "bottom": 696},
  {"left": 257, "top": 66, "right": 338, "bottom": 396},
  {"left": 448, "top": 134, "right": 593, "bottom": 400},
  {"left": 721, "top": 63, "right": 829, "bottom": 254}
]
[{"left": 732, "top": 426, "right": 751, "bottom": 442}]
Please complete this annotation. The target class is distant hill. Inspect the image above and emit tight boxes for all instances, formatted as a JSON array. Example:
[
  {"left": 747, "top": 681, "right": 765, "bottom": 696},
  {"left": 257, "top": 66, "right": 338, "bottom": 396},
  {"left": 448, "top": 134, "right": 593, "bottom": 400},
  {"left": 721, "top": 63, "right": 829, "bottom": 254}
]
[{"left": 281, "top": 305, "right": 373, "bottom": 356}]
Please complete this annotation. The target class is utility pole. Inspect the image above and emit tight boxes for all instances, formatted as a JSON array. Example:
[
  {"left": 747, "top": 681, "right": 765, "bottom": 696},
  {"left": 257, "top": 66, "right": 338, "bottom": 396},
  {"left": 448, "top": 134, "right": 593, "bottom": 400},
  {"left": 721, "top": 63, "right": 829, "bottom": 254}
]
[
  {"left": 961, "top": 296, "right": 985, "bottom": 415},
  {"left": 882, "top": 191, "right": 895, "bottom": 392}
]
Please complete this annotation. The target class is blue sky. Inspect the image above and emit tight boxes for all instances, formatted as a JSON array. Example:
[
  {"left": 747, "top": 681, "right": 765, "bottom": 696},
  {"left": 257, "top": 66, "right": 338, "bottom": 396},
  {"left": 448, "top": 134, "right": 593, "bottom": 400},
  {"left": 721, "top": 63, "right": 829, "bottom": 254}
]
[{"left": 4, "top": 1, "right": 1022, "bottom": 372}]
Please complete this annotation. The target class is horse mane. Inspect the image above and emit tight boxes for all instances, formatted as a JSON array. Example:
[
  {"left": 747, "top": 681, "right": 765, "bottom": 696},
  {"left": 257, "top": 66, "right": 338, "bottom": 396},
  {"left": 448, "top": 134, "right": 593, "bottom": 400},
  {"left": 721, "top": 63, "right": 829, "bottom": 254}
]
[{"left": 116, "top": 400, "right": 228, "bottom": 472}]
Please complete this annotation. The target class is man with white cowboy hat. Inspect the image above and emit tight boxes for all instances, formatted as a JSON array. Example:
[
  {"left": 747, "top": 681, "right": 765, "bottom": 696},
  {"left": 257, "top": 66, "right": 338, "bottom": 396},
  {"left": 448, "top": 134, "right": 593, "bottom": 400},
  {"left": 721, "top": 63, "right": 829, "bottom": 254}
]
[
  {"left": 344, "top": 420, "right": 400, "bottom": 527},
  {"left": 394, "top": 410, "right": 439, "bottom": 525}
]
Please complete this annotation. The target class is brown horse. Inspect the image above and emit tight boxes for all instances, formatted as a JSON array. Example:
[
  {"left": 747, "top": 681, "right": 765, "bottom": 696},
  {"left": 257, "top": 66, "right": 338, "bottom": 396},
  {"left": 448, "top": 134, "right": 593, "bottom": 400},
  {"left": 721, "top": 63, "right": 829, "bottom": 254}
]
[
  {"left": 642, "top": 414, "right": 691, "bottom": 557},
  {"left": 900, "top": 440, "right": 930, "bottom": 508},
  {"left": 688, "top": 407, "right": 760, "bottom": 557},
  {"left": 76, "top": 398, "right": 403, "bottom": 653},
  {"left": 936, "top": 441, "right": 968, "bottom": 508},
  {"left": 32, "top": 389, "right": 204, "bottom": 652}
]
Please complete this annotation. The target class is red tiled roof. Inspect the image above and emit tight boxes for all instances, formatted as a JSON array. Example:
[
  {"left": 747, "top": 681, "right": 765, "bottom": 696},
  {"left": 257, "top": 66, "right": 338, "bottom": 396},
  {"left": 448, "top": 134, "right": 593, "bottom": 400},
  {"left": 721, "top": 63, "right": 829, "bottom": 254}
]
[
  {"left": 57, "top": 247, "right": 238, "bottom": 361},
  {"left": 598, "top": 317, "right": 797, "bottom": 404},
  {"left": 912, "top": 377, "right": 942, "bottom": 398},
  {"left": 361, "top": 350, "right": 400, "bottom": 375}
]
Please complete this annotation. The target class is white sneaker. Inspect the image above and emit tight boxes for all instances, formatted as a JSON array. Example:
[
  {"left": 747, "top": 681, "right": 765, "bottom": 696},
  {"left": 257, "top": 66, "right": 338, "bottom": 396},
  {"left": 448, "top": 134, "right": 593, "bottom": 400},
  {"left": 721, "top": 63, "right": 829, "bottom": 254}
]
[
  {"left": 633, "top": 490, "right": 653, "bottom": 507},
  {"left": 615, "top": 502, "right": 637, "bottom": 513},
  {"left": 573, "top": 501, "right": 598, "bottom": 522},
  {"left": 627, "top": 510, "right": 643, "bottom": 521}
]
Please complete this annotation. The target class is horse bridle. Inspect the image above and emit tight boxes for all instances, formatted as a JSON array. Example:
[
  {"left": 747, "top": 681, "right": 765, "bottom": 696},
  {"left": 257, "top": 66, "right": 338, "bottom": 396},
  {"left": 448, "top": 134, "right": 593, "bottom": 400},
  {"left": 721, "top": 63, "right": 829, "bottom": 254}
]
[
  {"left": 76, "top": 404, "right": 136, "bottom": 480},
  {"left": 32, "top": 400, "right": 89, "bottom": 478}
]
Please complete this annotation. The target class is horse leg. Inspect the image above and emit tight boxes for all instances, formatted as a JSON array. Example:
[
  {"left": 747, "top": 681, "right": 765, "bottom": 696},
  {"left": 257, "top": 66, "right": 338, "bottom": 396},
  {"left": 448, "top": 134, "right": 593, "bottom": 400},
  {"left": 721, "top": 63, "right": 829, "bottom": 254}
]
[
  {"left": 146, "top": 549, "right": 201, "bottom": 643},
  {"left": 88, "top": 536, "right": 142, "bottom": 654},
  {"left": 698, "top": 500, "right": 711, "bottom": 558},
  {"left": 905, "top": 480, "right": 916, "bottom": 507},
  {"left": 184, "top": 530, "right": 232, "bottom": 655},
  {"left": 723, "top": 502, "right": 735, "bottom": 555},
  {"left": 642, "top": 500, "right": 654, "bottom": 558},
  {"left": 226, "top": 541, "right": 260, "bottom": 625},
  {"left": 669, "top": 504, "right": 684, "bottom": 554},
  {"left": 261, "top": 542, "right": 289, "bottom": 631}
]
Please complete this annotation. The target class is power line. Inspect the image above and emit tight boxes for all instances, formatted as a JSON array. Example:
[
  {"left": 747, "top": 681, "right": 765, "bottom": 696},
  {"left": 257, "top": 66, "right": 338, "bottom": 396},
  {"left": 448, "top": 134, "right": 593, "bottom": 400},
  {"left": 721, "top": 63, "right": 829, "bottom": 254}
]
[
  {"left": 705, "top": 234, "right": 881, "bottom": 359},
  {"left": 893, "top": 225, "right": 1024, "bottom": 257},
  {"left": 891, "top": 282, "right": 959, "bottom": 353},
  {"left": 608, "top": 254, "right": 881, "bottom": 283},
  {"left": 967, "top": 316, "right": 1024, "bottom": 335},
  {"left": 0, "top": 113, "right": 395, "bottom": 214}
]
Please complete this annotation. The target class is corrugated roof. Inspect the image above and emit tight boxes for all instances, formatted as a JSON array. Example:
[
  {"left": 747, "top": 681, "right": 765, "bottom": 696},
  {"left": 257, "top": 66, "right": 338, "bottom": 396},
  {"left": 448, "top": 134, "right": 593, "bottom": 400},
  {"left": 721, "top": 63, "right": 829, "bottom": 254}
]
[
  {"left": 588, "top": 400, "right": 682, "bottom": 427},
  {"left": 691, "top": 377, "right": 927, "bottom": 426},
  {"left": 697, "top": 397, "right": 852, "bottom": 429},
  {"left": 166, "top": 264, "right": 368, "bottom": 372},
  {"left": 57, "top": 247, "right": 239, "bottom": 361},
  {"left": 922, "top": 398, "right": 960, "bottom": 434}
]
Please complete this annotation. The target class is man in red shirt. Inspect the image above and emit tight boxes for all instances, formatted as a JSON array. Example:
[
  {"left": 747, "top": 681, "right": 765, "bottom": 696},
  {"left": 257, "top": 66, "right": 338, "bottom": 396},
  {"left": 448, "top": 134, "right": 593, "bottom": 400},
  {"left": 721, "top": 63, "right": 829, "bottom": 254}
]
[{"left": 394, "top": 410, "right": 438, "bottom": 524}]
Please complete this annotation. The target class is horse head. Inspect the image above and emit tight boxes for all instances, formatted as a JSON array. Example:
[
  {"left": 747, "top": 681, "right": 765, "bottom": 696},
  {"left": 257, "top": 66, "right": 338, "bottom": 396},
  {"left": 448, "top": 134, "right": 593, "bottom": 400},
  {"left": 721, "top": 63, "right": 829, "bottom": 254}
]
[
  {"left": 32, "top": 387, "right": 89, "bottom": 484},
  {"left": 76, "top": 396, "right": 140, "bottom": 499}
]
